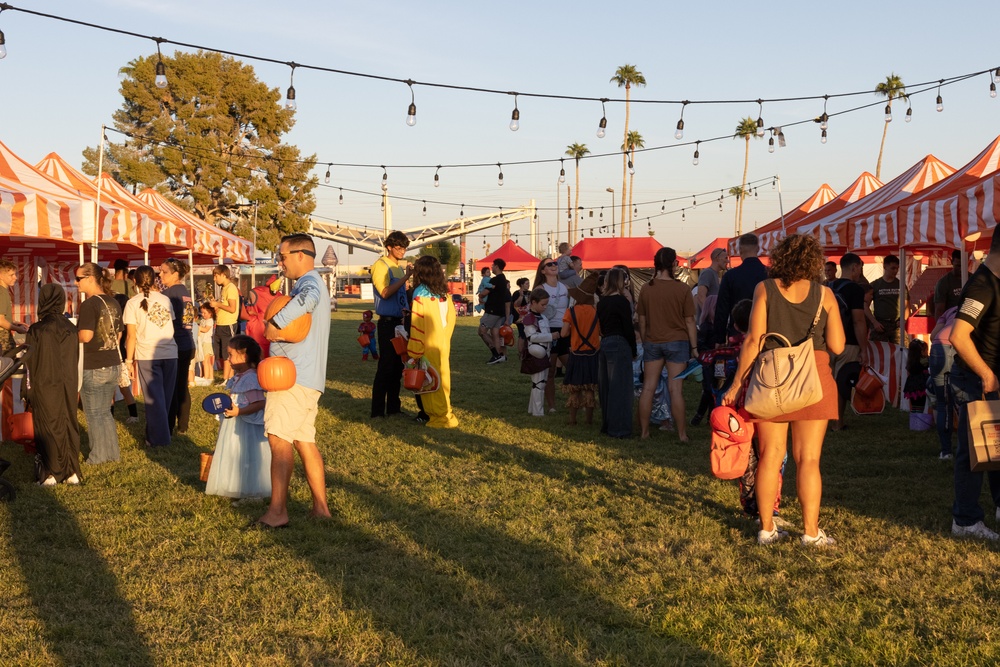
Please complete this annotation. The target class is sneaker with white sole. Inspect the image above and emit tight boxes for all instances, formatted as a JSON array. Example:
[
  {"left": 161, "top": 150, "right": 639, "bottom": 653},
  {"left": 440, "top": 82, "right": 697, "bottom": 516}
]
[
  {"left": 801, "top": 529, "right": 837, "bottom": 547},
  {"left": 758, "top": 526, "right": 788, "bottom": 545},
  {"left": 939, "top": 452, "right": 953, "bottom": 461},
  {"left": 126, "top": 416, "right": 139, "bottom": 424},
  {"left": 63, "top": 474, "right": 80, "bottom": 485},
  {"left": 952, "top": 520, "right": 999, "bottom": 540},
  {"left": 39, "top": 476, "right": 56, "bottom": 487}
]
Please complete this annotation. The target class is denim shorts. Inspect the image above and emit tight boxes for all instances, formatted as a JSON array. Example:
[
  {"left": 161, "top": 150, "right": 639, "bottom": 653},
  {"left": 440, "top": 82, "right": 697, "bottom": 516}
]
[{"left": 643, "top": 340, "right": 689, "bottom": 364}]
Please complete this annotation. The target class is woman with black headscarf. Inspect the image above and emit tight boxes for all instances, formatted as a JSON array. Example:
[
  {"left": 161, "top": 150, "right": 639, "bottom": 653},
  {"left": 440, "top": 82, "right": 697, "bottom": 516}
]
[{"left": 25, "top": 283, "right": 81, "bottom": 485}]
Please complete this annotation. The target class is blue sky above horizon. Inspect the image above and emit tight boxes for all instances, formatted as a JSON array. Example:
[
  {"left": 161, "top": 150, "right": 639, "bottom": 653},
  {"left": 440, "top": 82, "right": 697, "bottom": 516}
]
[{"left": 2, "top": 0, "right": 998, "bottom": 266}]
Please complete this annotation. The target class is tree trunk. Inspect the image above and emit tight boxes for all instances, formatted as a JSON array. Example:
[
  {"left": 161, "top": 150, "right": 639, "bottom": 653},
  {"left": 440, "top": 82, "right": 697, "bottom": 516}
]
[
  {"left": 621, "top": 84, "right": 630, "bottom": 237},
  {"left": 573, "top": 159, "right": 581, "bottom": 240},
  {"left": 628, "top": 147, "right": 635, "bottom": 236},
  {"left": 739, "top": 136, "right": 750, "bottom": 236},
  {"left": 876, "top": 114, "right": 890, "bottom": 181}
]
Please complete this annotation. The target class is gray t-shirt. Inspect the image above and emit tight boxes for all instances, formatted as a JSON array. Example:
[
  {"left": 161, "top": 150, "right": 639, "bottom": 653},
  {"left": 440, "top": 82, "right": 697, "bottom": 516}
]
[{"left": 695, "top": 269, "right": 720, "bottom": 321}]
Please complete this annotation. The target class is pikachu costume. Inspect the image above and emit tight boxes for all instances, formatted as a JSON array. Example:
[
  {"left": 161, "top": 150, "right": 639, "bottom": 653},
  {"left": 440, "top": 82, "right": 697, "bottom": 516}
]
[{"left": 406, "top": 285, "right": 458, "bottom": 428}]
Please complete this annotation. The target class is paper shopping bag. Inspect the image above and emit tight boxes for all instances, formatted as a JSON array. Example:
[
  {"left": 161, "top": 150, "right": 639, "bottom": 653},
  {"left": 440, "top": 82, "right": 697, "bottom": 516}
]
[{"left": 967, "top": 398, "right": 1000, "bottom": 472}]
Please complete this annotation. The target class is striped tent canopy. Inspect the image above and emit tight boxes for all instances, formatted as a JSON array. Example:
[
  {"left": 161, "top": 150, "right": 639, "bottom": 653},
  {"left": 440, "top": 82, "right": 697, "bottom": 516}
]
[
  {"left": 799, "top": 156, "right": 954, "bottom": 254},
  {"left": 96, "top": 174, "right": 194, "bottom": 261},
  {"left": 731, "top": 183, "right": 838, "bottom": 256},
  {"left": 136, "top": 189, "right": 253, "bottom": 264},
  {"left": 846, "top": 155, "right": 960, "bottom": 253}
]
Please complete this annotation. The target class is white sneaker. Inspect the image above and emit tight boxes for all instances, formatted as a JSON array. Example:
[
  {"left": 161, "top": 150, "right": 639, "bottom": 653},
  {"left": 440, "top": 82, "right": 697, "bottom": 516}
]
[
  {"left": 953, "top": 521, "right": 1000, "bottom": 540},
  {"left": 758, "top": 526, "right": 788, "bottom": 545},
  {"left": 801, "top": 529, "right": 837, "bottom": 547},
  {"left": 39, "top": 476, "right": 56, "bottom": 487},
  {"left": 125, "top": 416, "right": 139, "bottom": 424},
  {"left": 63, "top": 474, "right": 80, "bottom": 485},
  {"left": 939, "top": 452, "right": 953, "bottom": 461}
]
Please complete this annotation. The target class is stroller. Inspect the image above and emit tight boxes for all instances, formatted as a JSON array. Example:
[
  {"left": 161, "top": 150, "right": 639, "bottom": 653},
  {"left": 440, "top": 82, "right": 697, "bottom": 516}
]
[{"left": 0, "top": 344, "right": 30, "bottom": 502}]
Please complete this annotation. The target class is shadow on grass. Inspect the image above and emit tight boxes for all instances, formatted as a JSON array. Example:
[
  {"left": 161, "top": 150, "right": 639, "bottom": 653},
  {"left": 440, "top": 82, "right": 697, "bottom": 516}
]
[{"left": 4, "top": 485, "right": 154, "bottom": 665}]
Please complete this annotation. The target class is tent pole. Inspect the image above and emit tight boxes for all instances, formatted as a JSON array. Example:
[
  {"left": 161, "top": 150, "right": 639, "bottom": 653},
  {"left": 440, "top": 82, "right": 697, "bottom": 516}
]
[
  {"left": 92, "top": 124, "right": 105, "bottom": 264},
  {"left": 188, "top": 249, "right": 195, "bottom": 302},
  {"left": 776, "top": 175, "right": 786, "bottom": 235}
]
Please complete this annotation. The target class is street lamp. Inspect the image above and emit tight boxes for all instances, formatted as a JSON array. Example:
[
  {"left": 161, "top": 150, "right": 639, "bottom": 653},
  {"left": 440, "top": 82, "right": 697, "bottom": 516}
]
[{"left": 606, "top": 187, "right": 615, "bottom": 236}]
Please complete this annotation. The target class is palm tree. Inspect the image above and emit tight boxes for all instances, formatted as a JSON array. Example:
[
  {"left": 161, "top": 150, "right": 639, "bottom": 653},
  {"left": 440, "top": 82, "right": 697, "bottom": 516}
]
[
  {"left": 734, "top": 116, "right": 760, "bottom": 236},
  {"left": 565, "top": 143, "right": 590, "bottom": 239},
  {"left": 728, "top": 186, "right": 746, "bottom": 231},
  {"left": 875, "top": 73, "right": 907, "bottom": 181},
  {"left": 622, "top": 131, "right": 644, "bottom": 235},
  {"left": 610, "top": 64, "right": 646, "bottom": 236}
]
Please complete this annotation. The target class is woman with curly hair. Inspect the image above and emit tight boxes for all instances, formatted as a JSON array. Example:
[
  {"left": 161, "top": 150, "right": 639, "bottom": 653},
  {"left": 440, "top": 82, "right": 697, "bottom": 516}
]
[
  {"left": 722, "top": 234, "right": 845, "bottom": 547},
  {"left": 405, "top": 256, "right": 458, "bottom": 428}
]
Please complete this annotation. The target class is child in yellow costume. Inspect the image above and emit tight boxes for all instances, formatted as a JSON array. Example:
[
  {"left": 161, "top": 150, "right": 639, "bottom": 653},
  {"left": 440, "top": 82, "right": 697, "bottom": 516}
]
[{"left": 406, "top": 256, "right": 459, "bottom": 428}]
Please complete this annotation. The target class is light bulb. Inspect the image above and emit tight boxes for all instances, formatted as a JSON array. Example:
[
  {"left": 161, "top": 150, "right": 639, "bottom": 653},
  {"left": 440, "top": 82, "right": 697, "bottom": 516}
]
[
  {"left": 597, "top": 116, "right": 607, "bottom": 138},
  {"left": 884, "top": 104, "right": 892, "bottom": 122},
  {"left": 675, "top": 118, "right": 684, "bottom": 140},
  {"left": 755, "top": 117, "right": 765, "bottom": 137},
  {"left": 559, "top": 161, "right": 565, "bottom": 183},
  {"left": 991, "top": 82, "right": 997, "bottom": 98},
  {"left": 628, "top": 160, "right": 635, "bottom": 176},
  {"left": 819, "top": 113, "right": 828, "bottom": 131},
  {"left": 324, "top": 167, "right": 331, "bottom": 184},
  {"left": 434, "top": 173, "right": 440, "bottom": 187},
  {"left": 633, "top": 206, "right": 637, "bottom": 215},
  {"left": 821, "top": 128, "right": 828, "bottom": 144},
  {"left": 692, "top": 149, "right": 700, "bottom": 166},
  {"left": 778, "top": 130, "right": 786, "bottom": 148},
  {"left": 905, "top": 107, "right": 913, "bottom": 122},
  {"left": 339, "top": 190, "right": 343, "bottom": 204},
  {"left": 0, "top": 30, "right": 6, "bottom": 60},
  {"left": 600, "top": 210, "right": 603, "bottom": 220},
  {"left": 936, "top": 94, "right": 943, "bottom": 112},
  {"left": 509, "top": 108, "right": 520, "bottom": 132},
  {"left": 155, "top": 60, "right": 168, "bottom": 88},
  {"left": 497, "top": 168, "right": 504, "bottom": 186},
  {"left": 406, "top": 102, "right": 416, "bottom": 126},
  {"left": 768, "top": 137, "right": 775, "bottom": 153},
  {"left": 284, "top": 85, "right": 296, "bottom": 110},
  {"left": 422, "top": 202, "right": 427, "bottom": 216},
  {"left": 995, "top": 68, "right": 1000, "bottom": 83}
]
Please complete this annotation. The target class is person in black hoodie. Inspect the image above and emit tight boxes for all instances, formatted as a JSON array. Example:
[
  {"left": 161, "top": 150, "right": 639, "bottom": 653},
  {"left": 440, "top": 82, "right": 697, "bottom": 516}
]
[{"left": 712, "top": 233, "right": 768, "bottom": 348}]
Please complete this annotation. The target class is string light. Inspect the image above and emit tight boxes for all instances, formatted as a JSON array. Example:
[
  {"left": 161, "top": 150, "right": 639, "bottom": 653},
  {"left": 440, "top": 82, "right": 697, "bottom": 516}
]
[
  {"left": 768, "top": 129, "right": 775, "bottom": 153},
  {"left": 324, "top": 164, "right": 331, "bottom": 184},
  {"left": 777, "top": 127, "right": 786, "bottom": 148},
  {"left": 0, "top": 15, "right": 7, "bottom": 59},
  {"left": 884, "top": 103, "right": 892, "bottom": 122},
  {"left": 755, "top": 99, "right": 765, "bottom": 137},
  {"left": 661, "top": 201, "right": 665, "bottom": 212},
  {"left": 434, "top": 165, "right": 441, "bottom": 187},
  {"left": 154, "top": 39, "right": 167, "bottom": 88},
  {"left": 338, "top": 188, "right": 343, "bottom": 204},
  {"left": 682, "top": 209, "right": 686, "bottom": 221},
  {"left": 821, "top": 128, "right": 828, "bottom": 144},
  {"left": 599, "top": 207, "right": 604, "bottom": 220},
  {"left": 509, "top": 93, "right": 520, "bottom": 131},
  {"left": 995, "top": 68, "right": 1000, "bottom": 84},
  {"left": 285, "top": 63, "right": 297, "bottom": 111},
  {"left": 675, "top": 101, "right": 688, "bottom": 140},
  {"left": 460, "top": 205, "right": 464, "bottom": 217},
  {"left": 819, "top": 95, "right": 829, "bottom": 130},
  {"left": 992, "top": 82, "right": 998, "bottom": 99},
  {"left": 692, "top": 141, "right": 700, "bottom": 166},
  {"left": 497, "top": 163, "right": 503, "bottom": 186},
  {"left": 381, "top": 166, "right": 388, "bottom": 189},
  {"left": 597, "top": 99, "right": 608, "bottom": 138},
  {"left": 936, "top": 80, "right": 944, "bottom": 112},
  {"left": 558, "top": 158, "right": 565, "bottom": 183},
  {"left": 905, "top": 99, "right": 913, "bottom": 122},
  {"left": 406, "top": 80, "right": 416, "bottom": 126},
  {"left": 628, "top": 159, "right": 634, "bottom": 175}
]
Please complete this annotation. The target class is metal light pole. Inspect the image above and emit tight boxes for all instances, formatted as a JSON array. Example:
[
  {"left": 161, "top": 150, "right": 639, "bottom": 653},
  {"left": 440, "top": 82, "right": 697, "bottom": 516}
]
[{"left": 606, "top": 187, "right": 615, "bottom": 236}]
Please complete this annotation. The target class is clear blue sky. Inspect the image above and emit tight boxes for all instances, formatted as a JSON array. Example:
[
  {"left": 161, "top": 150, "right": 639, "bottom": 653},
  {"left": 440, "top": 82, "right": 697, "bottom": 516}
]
[{"left": 2, "top": 0, "right": 998, "bottom": 267}]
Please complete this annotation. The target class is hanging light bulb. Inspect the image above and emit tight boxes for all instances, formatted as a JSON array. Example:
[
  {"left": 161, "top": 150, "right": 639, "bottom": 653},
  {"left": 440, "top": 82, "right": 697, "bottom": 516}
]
[
  {"left": 509, "top": 94, "right": 520, "bottom": 131},
  {"left": 558, "top": 158, "right": 566, "bottom": 183},
  {"left": 633, "top": 205, "right": 638, "bottom": 215},
  {"left": 821, "top": 128, "right": 828, "bottom": 144},
  {"left": 755, "top": 99, "right": 765, "bottom": 137},
  {"left": 675, "top": 101, "right": 688, "bottom": 140},
  {"left": 422, "top": 201, "right": 427, "bottom": 216},
  {"left": 381, "top": 166, "right": 388, "bottom": 190},
  {"left": 324, "top": 165, "right": 331, "bottom": 184},
  {"left": 682, "top": 209, "right": 686, "bottom": 221},
  {"left": 338, "top": 188, "right": 343, "bottom": 205},
  {"left": 995, "top": 68, "right": 1000, "bottom": 84},
  {"left": 0, "top": 28, "right": 6, "bottom": 60},
  {"left": 884, "top": 104, "right": 892, "bottom": 122},
  {"left": 818, "top": 95, "right": 829, "bottom": 130},
  {"left": 154, "top": 41, "right": 168, "bottom": 89},
  {"left": 936, "top": 81, "right": 944, "bottom": 112},
  {"left": 628, "top": 159, "right": 635, "bottom": 176},
  {"left": 434, "top": 165, "right": 441, "bottom": 188},
  {"left": 768, "top": 135, "right": 775, "bottom": 153},
  {"left": 497, "top": 163, "right": 504, "bottom": 186},
  {"left": 284, "top": 64, "right": 297, "bottom": 110},
  {"left": 460, "top": 205, "right": 465, "bottom": 217},
  {"left": 661, "top": 201, "right": 665, "bottom": 212},
  {"left": 777, "top": 127, "right": 787, "bottom": 148},
  {"left": 692, "top": 197, "right": 697, "bottom": 206},
  {"left": 597, "top": 99, "right": 608, "bottom": 138},
  {"left": 590, "top": 228, "right": 594, "bottom": 237},
  {"left": 905, "top": 102, "right": 913, "bottom": 123},
  {"left": 599, "top": 208, "right": 604, "bottom": 221},
  {"left": 992, "top": 81, "right": 998, "bottom": 99},
  {"left": 405, "top": 80, "right": 416, "bottom": 126},
  {"left": 692, "top": 141, "right": 700, "bottom": 166}
]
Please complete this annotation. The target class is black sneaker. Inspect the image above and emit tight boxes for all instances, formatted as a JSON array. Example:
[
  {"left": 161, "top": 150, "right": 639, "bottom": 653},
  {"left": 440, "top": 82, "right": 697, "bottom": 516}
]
[
  {"left": 487, "top": 354, "right": 504, "bottom": 365},
  {"left": 487, "top": 354, "right": 499, "bottom": 364},
  {"left": 690, "top": 412, "right": 704, "bottom": 426}
]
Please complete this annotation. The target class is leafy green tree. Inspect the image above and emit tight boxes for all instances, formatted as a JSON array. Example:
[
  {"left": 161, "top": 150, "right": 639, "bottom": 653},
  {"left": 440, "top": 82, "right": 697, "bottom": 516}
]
[
  {"left": 622, "top": 131, "right": 644, "bottom": 234},
  {"left": 610, "top": 64, "right": 646, "bottom": 236},
  {"left": 733, "top": 117, "right": 760, "bottom": 236},
  {"left": 874, "top": 73, "right": 907, "bottom": 180},
  {"left": 565, "top": 143, "right": 590, "bottom": 239},
  {"left": 83, "top": 50, "right": 318, "bottom": 251},
  {"left": 418, "top": 240, "right": 462, "bottom": 277}
]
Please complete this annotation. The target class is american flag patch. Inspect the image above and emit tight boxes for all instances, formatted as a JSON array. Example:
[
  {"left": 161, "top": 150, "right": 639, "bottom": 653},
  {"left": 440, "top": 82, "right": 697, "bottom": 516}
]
[{"left": 959, "top": 299, "right": 985, "bottom": 320}]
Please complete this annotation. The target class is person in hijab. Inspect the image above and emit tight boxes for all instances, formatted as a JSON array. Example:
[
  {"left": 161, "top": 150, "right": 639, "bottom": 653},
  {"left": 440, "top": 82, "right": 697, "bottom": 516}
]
[{"left": 25, "top": 283, "right": 81, "bottom": 485}]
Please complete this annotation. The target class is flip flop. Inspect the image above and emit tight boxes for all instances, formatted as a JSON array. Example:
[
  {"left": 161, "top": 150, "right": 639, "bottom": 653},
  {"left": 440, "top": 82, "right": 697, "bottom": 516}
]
[{"left": 245, "top": 519, "right": 289, "bottom": 530}]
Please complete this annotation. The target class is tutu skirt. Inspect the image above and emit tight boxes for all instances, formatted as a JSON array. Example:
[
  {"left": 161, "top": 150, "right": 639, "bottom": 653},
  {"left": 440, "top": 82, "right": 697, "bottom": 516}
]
[{"left": 206, "top": 416, "right": 272, "bottom": 499}]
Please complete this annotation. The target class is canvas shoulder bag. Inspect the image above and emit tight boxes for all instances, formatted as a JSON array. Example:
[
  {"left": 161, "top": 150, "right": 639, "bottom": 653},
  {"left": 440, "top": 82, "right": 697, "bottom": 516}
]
[{"left": 743, "top": 285, "right": 825, "bottom": 421}]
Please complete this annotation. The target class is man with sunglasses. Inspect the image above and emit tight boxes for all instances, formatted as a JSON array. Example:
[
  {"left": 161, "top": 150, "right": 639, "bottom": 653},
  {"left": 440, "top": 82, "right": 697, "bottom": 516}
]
[
  {"left": 258, "top": 233, "right": 331, "bottom": 528},
  {"left": 371, "top": 231, "right": 413, "bottom": 417}
]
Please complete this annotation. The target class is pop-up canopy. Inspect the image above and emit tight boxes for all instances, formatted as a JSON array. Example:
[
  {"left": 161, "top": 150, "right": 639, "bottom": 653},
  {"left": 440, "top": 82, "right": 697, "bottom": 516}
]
[
  {"left": 137, "top": 188, "right": 253, "bottom": 264},
  {"left": 569, "top": 236, "right": 663, "bottom": 269},
  {"left": 730, "top": 183, "right": 838, "bottom": 256},
  {"left": 474, "top": 239, "right": 541, "bottom": 271}
]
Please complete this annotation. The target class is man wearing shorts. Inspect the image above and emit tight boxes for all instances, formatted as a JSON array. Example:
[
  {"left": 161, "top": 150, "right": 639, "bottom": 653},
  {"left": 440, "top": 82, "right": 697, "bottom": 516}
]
[
  {"left": 479, "top": 258, "right": 511, "bottom": 364},
  {"left": 258, "top": 234, "right": 331, "bottom": 528},
  {"left": 210, "top": 265, "right": 240, "bottom": 383}
]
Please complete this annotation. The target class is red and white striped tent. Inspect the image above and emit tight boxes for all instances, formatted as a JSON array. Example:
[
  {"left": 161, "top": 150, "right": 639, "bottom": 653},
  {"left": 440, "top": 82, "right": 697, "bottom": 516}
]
[
  {"left": 729, "top": 183, "right": 838, "bottom": 256},
  {"left": 799, "top": 156, "right": 954, "bottom": 253},
  {"left": 96, "top": 175, "right": 198, "bottom": 261},
  {"left": 136, "top": 189, "right": 253, "bottom": 264}
]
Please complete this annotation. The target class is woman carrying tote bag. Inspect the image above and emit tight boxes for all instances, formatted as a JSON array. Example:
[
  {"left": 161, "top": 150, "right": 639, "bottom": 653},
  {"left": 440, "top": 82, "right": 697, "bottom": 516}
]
[{"left": 722, "top": 234, "right": 845, "bottom": 547}]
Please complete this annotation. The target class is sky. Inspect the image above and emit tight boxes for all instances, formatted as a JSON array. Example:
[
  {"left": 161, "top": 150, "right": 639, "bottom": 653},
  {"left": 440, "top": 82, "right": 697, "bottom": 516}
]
[{"left": 1, "top": 0, "right": 999, "bottom": 269}]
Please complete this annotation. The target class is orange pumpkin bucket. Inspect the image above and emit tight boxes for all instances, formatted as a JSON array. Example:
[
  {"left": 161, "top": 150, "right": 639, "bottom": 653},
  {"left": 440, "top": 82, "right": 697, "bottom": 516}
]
[
  {"left": 391, "top": 335, "right": 409, "bottom": 355},
  {"left": 855, "top": 366, "right": 883, "bottom": 397},
  {"left": 357, "top": 334, "right": 370, "bottom": 347},
  {"left": 402, "top": 368, "right": 426, "bottom": 391}
]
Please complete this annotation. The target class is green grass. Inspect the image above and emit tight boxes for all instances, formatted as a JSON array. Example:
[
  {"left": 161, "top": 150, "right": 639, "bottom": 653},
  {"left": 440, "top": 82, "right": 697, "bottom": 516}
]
[{"left": 1, "top": 300, "right": 999, "bottom": 665}]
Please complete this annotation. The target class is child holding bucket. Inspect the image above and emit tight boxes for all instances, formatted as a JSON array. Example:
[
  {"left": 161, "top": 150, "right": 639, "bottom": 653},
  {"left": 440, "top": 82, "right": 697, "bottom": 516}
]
[
  {"left": 523, "top": 287, "right": 562, "bottom": 417},
  {"left": 205, "top": 335, "right": 271, "bottom": 499}
]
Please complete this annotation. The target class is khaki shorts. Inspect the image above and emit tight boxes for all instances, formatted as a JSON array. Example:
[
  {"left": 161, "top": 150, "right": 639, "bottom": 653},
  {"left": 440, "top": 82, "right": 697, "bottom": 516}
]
[{"left": 264, "top": 383, "right": 322, "bottom": 444}]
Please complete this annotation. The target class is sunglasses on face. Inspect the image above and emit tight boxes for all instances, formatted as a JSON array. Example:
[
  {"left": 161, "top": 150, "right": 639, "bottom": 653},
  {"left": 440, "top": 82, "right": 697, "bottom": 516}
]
[
  {"left": 277, "top": 249, "right": 317, "bottom": 261},
  {"left": 544, "top": 262, "right": 558, "bottom": 268},
  {"left": 74, "top": 275, "right": 85, "bottom": 282}
]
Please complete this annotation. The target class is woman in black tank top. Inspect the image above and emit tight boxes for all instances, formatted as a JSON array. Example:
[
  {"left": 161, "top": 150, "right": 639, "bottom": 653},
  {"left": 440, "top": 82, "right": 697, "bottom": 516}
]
[{"left": 721, "top": 234, "right": 846, "bottom": 547}]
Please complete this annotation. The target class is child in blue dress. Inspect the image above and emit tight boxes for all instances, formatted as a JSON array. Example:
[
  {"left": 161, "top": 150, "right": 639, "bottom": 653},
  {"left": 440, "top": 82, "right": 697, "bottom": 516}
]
[{"left": 206, "top": 334, "right": 271, "bottom": 499}]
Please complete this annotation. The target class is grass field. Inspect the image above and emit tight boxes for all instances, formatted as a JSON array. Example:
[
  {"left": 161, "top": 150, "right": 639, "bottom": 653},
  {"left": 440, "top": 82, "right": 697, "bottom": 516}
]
[{"left": 1, "top": 300, "right": 999, "bottom": 665}]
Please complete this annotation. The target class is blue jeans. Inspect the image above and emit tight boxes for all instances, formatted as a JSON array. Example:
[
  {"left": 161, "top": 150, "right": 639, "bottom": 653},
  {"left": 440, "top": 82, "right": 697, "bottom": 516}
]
[
  {"left": 137, "top": 358, "right": 178, "bottom": 447},
  {"left": 81, "top": 365, "right": 120, "bottom": 464},
  {"left": 599, "top": 335, "right": 634, "bottom": 438},
  {"left": 929, "top": 342, "right": 955, "bottom": 455},
  {"left": 949, "top": 367, "right": 1000, "bottom": 526}
]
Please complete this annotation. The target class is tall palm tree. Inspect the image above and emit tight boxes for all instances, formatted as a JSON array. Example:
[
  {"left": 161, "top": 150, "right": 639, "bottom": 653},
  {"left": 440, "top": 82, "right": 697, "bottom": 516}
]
[
  {"left": 565, "top": 143, "right": 590, "bottom": 239},
  {"left": 622, "top": 131, "right": 644, "bottom": 235},
  {"left": 610, "top": 64, "right": 646, "bottom": 236},
  {"left": 875, "top": 73, "right": 907, "bottom": 181},
  {"left": 734, "top": 116, "right": 760, "bottom": 236},
  {"left": 728, "top": 186, "right": 746, "bottom": 231}
]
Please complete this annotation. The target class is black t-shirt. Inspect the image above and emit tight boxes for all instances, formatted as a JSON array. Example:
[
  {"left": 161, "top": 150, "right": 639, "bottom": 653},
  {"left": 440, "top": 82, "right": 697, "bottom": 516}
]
[
  {"left": 955, "top": 264, "right": 1000, "bottom": 375},
  {"left": 162, "top": 284, "right": 196, "bottom": 352},
  {"left": 869, "top": 277, "right": 900, "bottom": 322},
  {"left": 511, "top": 289, "right": 529, "bottom": 324},
  {"left": 483, "top": 273, "right": 511, "bottom": 317},
  {"left": 77, "top": 294, "right": 123, "bottom": 370},
  {"left": 935, "top": 271, "right": 964, "bottom": 312},
  {"left": 830, "top": 278, "right": 865, "bottom": 346}
]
